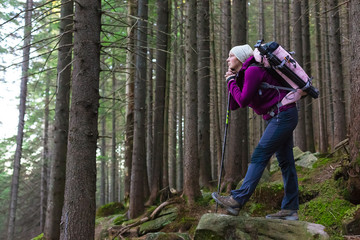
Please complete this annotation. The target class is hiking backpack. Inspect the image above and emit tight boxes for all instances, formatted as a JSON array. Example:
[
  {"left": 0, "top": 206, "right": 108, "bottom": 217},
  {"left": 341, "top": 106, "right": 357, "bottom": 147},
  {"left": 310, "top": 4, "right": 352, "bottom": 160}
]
[{"left": 253, "top": 40, "right": 320, "bottom": 106}]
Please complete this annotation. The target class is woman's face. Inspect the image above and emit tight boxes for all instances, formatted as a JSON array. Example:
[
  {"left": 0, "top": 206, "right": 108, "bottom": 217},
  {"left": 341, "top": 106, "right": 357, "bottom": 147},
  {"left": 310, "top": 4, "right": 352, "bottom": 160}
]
[{"left": 227, "top": 52, "right": 242, "bottom": 72}]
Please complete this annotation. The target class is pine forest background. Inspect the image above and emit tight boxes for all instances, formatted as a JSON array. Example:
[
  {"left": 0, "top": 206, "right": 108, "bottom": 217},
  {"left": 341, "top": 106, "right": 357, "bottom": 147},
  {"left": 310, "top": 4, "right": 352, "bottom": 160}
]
[{"left": 0, "top": 0, "right": 359, "bottom": 239}]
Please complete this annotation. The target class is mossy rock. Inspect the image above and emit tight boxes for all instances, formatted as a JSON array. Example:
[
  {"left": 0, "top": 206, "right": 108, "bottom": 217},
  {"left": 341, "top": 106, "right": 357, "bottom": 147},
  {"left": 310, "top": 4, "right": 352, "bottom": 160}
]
[
  {"left": 113, "top": 214, "right": 127, "bottom": 225},
  {"left": 250, "top": 181, "right": 284, "bottom": 209},
  {"left": 96, "top": 202, "right": 125, "bottom": 217},
  {"left": 145, "top": 232, "right": 191, "bottom": 240},
  {"left": 299, "top": 197, "right": 356, "bottom": 237},
  {"left": 139, "top": 208, "right": 178, "bottom": 235},
  {"left": 194, "top": 213, "right": 329, "bottom": 240}
]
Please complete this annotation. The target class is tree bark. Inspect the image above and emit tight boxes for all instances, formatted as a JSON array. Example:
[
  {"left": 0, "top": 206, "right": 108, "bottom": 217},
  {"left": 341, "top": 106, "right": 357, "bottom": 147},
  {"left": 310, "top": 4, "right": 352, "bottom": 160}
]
[
  {"left": 59, "top": 0, "right": 101, "bottom": 238},
  {"left": 100, "top": 81, "right": 107, "bottom": 206},
  {"left": 129, "top": 0, "right": 148, "bottom": 219},
  {"left": 183, "top": 0, "right": 201, "bottom": 204},
  {"left": 146, "top": 45, "right": 154, "bottom": 190},
  {"left": 124, "top": 0, "right": 136, "bottom": 202},
  {"left": 282, "top": 0, "right": 290, "bottom": 50},
  {"left": 347, "top": 0, "right": 360, "bottom": 205},
  {"left": 7, "top": 1, "right": 33, "bottom": 239},
  {"left": 302, "top": 0, "right": 315, "bottom": 152},
  {"left": 218, "top": 0, "right": 231, "bottom": 181},
  {"left": 321, "top": 0, "right": 333, "bottom": 150},
  {"left": 292, "top": 0, "right": 306, "bottom": 151},
  {"left": 111, "top": 59, "right": 118, "bottom": 202},
  {"left": 225, "top": 0, "right": 248, "bottom": 192},
  {"left": 176, "top": 0, "right": 184, "bottom": 191},
  {"left": 258, "top": 0, "right": 265, "bottom": 40},
  {"left": 314, "top": 0, "right": 327, "bottom": 154},
  {"left": 148, "top": 0, "right": 169, "bottom": 204},
  {"left": 328, "top": 0, "right": 346, "bottom": 148},
  {"left": 40, "top": 72, "right": 50, "bottom": 232},
  {"left": 168, "top": 3, "right": 178, "bottom": 190},
  {"left": 197, "top": 0, "right": 212, "bottom": 188},
  {"left": 44, "top": 1, "right": 73, "bottom": 238}
]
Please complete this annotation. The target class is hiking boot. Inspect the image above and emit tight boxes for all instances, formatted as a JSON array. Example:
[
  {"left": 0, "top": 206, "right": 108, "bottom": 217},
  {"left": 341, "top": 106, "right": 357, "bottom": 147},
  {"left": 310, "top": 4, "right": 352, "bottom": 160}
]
[
  {"left": 265, "top": 209, "right": 299, "bottom": 221},
  {"left": 212, "top": 192, "right": 241, "bottom": 216}
]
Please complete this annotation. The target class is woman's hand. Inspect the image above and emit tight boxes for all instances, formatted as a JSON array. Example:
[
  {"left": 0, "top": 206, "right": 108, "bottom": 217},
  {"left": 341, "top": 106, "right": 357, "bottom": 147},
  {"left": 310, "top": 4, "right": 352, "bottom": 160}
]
[{"left": 225, "top": 68, "right": 237, "bottom": 82}]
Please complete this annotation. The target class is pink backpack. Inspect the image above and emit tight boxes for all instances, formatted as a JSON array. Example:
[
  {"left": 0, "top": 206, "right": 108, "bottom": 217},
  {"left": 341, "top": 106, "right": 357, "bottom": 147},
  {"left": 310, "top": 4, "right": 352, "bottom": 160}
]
[{"left": 253, "top": 40, "right": 319, "bottom": 106}]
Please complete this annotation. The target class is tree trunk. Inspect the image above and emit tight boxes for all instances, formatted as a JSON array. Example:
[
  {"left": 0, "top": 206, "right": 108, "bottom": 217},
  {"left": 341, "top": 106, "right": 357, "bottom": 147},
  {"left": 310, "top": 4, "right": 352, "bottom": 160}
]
[
  {"left": 7, "top": 1, "right": 33, "bottom": 239},
  {"left": 100, "top": 81, "right": 107, "bottom": 206},
  {"left": 225, "top": 0, "right": 248, "bottom": 192},
  {"left": 197, "top": 0, "right": 212, "bottom": 188},
  {"left": 302, "top": 0, "right": 315, "bottom": 152},
  {"left": 111, "top": 60, "right": 117, "bottom": 202},
  {"left": 168, "top": 3, "right": 178, "bottom": 190},
  {"left": 328, "top": 0, "right": 346, "bottom": 148},
  {"left": 273, "top": 0, "right": 277, "bottom": 41},
  {"left": 59, "top": 0, "right": 101, "bottom": 238},
  {"left": 176, "top": 0, "right": 185, "bottom": 191},
  {"left": 124, "top": 0, "right": 136, "bottom": 201},
  {"left": 347, "top": 0, "right": 360, "bottom": 205},
  {"left": 40, "top": 73, "right": 50, "bottom": 232},
  {"left": 321, "top": 0, "right": 332, "bottom": 151},
  {"left": 314, "top": 0, "right": 327, "bottom": 154},
  {"left": 44, "top": 1, "right": 73, "bottom": 238},
  {"left": 128, "top": 0, "right": 148, "bottom": 219},
  {"left": 148, "top": 0, "right": 169, "bottom": 204},
  {"left": 292, "top": 0, "right": 306, "bottom": 151},
  {"left": 146, "top": 46, "right": 154, "bottom": 190},
  {"left": 183, "top": 0, "right": 201, "bottom": 204},
  {"left": 218, "top": 0, "right": 231, "bottom": 181},
  {"left": 282, "top": 0, "right": 290, "bottom": 50},
  {"left": 258, "top": 0, "right": 265, "bottom": 40}
]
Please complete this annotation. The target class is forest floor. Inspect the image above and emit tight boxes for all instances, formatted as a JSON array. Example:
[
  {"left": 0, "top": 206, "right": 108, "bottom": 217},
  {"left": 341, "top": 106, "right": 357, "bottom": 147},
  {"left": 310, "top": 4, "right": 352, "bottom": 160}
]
[{"left": 95, "top": 149, "right": 360, "bottom": 240}]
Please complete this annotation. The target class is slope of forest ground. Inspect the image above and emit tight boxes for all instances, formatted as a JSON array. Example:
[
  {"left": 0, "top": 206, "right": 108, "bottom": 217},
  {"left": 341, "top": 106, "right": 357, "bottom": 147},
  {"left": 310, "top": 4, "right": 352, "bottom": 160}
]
[{"left": 91, "top": 148, "right": 360, "bottom": 240}]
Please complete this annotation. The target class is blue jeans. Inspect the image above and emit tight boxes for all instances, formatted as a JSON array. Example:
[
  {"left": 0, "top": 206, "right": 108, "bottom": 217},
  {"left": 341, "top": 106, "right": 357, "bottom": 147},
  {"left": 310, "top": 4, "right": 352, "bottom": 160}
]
[{"left": 231, "top": 106, "right": 299, "bottom": 210}]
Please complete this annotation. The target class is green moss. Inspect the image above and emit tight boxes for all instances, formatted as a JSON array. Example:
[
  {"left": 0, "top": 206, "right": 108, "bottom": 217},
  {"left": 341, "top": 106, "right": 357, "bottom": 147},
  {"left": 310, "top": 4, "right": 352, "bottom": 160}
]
[
  {"left": 300, "top": 198, "right": 354, "bottom": 237},
  {"left": 196, "top": 192, "right": 213, "bottom": 207},
  {"left": 343, "top": 205, "right": 360, "bottom": 220},
  {"left": 95, "top": 216, "right": 106, "bottom": 226},
  {"left": 312, "top": 157, "right": 333, "bottom": 168},
  {"left": 96, "top": 202, "right": 125, "bottom": 217},
  {"left": 113, "top": 214, "right": 127, "bottom": 225},
  {"left": 248, "top": 203, "right": 265, "bottom": 215}
]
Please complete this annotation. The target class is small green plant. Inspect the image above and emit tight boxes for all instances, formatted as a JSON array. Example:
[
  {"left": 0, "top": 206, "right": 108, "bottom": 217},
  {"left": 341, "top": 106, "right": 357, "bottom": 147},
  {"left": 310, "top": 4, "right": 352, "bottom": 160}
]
[
  {"left": 248, "top": 203, "right": 265, "bottom": 215},
  {"left": 31, "top": 233, "right": 44, "bottom": 240}
]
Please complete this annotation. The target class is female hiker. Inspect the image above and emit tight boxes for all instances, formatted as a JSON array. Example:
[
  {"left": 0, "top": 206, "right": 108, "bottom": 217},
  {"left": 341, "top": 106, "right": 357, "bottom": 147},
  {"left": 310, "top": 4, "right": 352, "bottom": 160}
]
[{"left": 212, "top": 44, "right": 300, "bottom": 221}]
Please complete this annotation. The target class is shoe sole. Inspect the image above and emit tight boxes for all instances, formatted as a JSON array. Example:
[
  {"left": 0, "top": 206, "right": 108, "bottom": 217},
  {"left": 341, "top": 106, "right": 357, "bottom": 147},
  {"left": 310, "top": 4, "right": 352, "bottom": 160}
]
[{"left": 212, "top": 193, "right": 240, "bottom": 216}]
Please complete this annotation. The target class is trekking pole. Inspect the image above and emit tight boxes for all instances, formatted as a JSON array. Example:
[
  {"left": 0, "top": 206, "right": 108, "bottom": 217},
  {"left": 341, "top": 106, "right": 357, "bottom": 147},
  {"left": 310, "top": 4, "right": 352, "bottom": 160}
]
[{"left": 215, "top": 92, "right": 231, "bottom": 213}]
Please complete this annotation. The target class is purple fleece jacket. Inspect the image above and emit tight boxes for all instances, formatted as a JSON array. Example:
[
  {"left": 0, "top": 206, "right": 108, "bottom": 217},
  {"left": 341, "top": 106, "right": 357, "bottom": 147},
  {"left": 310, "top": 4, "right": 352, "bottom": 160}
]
[{"left": 228, "top": 56, "right": 295, "bottom": 120}]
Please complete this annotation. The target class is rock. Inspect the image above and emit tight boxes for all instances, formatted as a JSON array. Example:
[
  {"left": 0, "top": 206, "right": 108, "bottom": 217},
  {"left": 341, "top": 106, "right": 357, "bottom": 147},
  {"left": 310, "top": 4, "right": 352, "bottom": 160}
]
[
  {"left": 295, "top": 151, "right": 318, "bottom": 169},
  {"left": 139, "top": 207, "right": 178, "bottom": 235},
  {"left": 236, "top": 168, "right": 270, "bottom": 189},
  {"left": 293, "top": 146, "right": 306, "bottom": 160},
  {"left": 194, "top": 213, "right": 329, "bottom": 240},
  {"left": 271, "top": 147, "right": 318, "bottom": 172},
  {"left": 145, "top": 232, "right": 191, "bottom": 240}
]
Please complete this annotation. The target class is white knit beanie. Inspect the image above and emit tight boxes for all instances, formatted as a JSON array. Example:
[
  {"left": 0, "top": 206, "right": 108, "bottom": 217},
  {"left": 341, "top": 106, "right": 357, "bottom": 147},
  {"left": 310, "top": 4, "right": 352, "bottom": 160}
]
[{"left": 230, "top": 44, "right": 254, "bottom": 63}]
